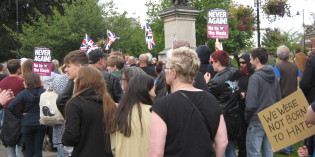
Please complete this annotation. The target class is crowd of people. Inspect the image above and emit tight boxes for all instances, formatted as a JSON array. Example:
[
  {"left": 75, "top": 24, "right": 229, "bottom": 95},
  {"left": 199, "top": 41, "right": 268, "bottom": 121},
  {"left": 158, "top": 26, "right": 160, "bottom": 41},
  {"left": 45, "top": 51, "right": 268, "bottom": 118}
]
[{"left": 0, "top": 41, "right": 315, "bottom": 157}]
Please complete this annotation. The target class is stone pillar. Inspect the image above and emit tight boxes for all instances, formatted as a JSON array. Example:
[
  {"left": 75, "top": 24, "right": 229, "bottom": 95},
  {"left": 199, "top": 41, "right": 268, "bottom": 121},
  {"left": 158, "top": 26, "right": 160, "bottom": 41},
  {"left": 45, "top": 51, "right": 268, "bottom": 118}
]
[{"left": 158, "top": 6, "right": 200, "bottom": 62}]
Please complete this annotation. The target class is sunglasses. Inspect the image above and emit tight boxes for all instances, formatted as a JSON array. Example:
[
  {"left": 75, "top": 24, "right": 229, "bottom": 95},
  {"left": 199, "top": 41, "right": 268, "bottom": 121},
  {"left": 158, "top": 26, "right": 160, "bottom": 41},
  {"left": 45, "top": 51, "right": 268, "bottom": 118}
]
[
  {"left": 209, "top": 59, "right": 217, "bottom": 64},
  {"left": 239, "top": 62, "right": 247, "bottom": 64}
]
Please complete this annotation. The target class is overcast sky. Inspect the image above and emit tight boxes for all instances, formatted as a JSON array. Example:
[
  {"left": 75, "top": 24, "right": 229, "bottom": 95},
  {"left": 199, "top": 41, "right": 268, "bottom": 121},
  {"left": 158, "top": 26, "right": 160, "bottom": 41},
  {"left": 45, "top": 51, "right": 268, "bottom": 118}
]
[{"left": 100, "top": 0, "right": 315, "bottom": 46}]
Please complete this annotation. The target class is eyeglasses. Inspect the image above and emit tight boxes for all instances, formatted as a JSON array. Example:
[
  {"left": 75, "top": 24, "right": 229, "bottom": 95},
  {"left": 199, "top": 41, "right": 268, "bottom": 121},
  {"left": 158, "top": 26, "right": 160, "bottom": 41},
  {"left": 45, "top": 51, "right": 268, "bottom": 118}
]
[
  {"left": 209, "top": 59, "right": 217, "bottom": 64},
  {"left": 165, "top": 67, "right": 172, "bottom": 71},
  {"left": 120, "top": 77, "right": 128, "bottom": 81},
  {"left": 239, "top": 62, "right": 247, "bottom": 64}
]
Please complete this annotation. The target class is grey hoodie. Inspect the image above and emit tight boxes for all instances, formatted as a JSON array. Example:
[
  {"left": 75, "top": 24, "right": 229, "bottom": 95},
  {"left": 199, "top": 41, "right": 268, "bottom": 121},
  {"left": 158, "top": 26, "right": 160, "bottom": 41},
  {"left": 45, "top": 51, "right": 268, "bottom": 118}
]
[{"left": 245, "top": 66, "right": 282, "bottom": 124}]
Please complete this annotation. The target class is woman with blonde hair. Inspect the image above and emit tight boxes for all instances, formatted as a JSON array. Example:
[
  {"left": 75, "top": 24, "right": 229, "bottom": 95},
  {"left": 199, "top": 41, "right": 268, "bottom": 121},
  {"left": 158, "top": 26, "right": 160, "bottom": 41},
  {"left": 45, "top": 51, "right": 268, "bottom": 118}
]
[
  {"left": 62, "top": 66, "right": 116, "bottom": 157},
  {"left": 149, "top": 47, "right": 228, "bottom": 157}
]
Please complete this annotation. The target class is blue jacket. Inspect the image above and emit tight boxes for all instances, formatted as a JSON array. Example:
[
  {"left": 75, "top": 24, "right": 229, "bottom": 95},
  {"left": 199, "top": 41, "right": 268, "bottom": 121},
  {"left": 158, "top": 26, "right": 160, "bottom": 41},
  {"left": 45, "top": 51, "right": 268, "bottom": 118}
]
[{"left": 8, "top": 88, "right": 45, "bottom": 126}]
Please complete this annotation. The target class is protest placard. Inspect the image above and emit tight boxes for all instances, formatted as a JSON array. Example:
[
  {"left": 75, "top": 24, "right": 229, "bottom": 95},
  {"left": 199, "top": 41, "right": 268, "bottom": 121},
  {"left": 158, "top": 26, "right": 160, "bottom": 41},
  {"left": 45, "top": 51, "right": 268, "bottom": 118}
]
[
  {"left": 258, "top": 89, "right": 315, "bottom": 152},
  {"left": 33, "top": 47, "right": 52, "bottom": 76},
  {"left": 207, "top": 8, "right": 229, "bottom": 39}
]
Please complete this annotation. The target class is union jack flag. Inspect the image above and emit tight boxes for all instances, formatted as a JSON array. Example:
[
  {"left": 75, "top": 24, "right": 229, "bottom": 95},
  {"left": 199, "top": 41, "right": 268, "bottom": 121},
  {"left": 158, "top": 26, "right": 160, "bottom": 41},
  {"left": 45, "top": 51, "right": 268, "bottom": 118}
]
[
  {"left": 145, "top": 23, "right": 155, "bottom": 50},
  {"left": 80, "top": 34, "right": 98, "bottom": 54},
  {"left": 105, "top": 30, "right": 118, "bottom": 50}
]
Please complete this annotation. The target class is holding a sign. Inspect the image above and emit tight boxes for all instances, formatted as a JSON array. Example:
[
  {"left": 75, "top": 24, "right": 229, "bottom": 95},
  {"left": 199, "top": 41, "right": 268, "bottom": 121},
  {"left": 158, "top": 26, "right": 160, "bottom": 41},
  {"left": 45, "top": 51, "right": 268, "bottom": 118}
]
[
  {"left": 33, "top": 47, "right": 52, "bottom": 76},
  {"left": 258, "top": 89, "right": 315, "bottom": 152},
  {"left": 207, "top": 9, "right": 229, "bottom": 39}
]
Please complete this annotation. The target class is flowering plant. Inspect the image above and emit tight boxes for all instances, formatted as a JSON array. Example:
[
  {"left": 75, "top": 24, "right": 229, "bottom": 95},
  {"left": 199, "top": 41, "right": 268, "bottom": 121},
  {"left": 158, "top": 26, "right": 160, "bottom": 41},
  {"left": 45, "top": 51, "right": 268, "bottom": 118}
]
[
  {"left": 263, "top": 0, "right": 291, "bottom": 22},
  {"left": 229, "top": 4, "right": 256, "bottom": 32}
]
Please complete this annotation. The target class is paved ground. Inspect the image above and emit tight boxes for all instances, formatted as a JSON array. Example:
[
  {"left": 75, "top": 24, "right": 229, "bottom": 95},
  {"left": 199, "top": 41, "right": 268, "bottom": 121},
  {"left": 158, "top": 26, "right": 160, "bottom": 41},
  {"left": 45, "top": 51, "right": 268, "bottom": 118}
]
[{"left": 0, "top": 142, "right": 57, "bottom": 157}]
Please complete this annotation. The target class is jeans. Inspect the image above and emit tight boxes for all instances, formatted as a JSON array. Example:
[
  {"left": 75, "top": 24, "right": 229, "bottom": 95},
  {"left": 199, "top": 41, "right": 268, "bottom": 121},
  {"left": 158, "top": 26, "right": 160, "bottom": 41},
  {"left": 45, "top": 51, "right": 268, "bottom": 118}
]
[
  {"left": 278, "top": 145, "right": 294, "bottom": 154},
  {"left": 21, "top": 125, "right": 47, "bottom": 157},
  {"left": 57, "top": 145, "right": 65, "bottom": 157},
  {"left": 7, "top": 145, "right": 24, "bottom": 157},
  {"left": 225, "top": 140, "right": 237, "bottom": 157},
  {"left": 246, "top": 123, "right": 273, "bottom": 157}
]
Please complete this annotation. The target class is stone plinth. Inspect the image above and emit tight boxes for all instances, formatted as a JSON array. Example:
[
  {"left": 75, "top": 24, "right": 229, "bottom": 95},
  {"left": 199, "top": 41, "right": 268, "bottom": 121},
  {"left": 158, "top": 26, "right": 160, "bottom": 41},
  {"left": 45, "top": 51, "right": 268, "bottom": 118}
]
[{"left": 158, "top": 7, "right": 200, "bottom": 62}]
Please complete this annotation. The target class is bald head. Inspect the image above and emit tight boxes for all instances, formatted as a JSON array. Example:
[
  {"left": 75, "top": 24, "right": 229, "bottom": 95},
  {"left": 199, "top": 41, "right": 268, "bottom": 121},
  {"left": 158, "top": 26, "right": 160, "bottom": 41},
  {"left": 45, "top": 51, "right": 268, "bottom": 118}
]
[
  {"left": 139, "top": 54, "right": 148, "bottom": 63},
  {"left": 128, "top": 56, "right": 135, "bottom": 65}
]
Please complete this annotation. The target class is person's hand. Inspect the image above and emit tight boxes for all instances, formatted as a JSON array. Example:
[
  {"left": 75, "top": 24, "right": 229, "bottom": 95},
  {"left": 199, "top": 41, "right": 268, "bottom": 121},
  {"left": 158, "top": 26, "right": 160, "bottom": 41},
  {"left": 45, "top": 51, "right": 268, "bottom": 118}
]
[
  {"left": 215, "top": 38, "right": 222, "bottom": 51},
  {"left": 240, "top": 92, "right": 245, "bottom": 99},
  {"left": 0, "top": 89, "right": 15, "bottom": 105},
  {"left": 204, "top": 72, "right": 211, "bottom": 84},
  {"left": 297, "top": 146, "right": 308, "bottom": 157}
]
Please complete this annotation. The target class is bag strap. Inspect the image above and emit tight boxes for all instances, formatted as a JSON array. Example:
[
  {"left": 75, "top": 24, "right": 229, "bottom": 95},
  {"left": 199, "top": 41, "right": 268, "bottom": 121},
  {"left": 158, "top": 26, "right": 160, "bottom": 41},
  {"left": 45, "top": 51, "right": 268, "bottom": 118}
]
[{"left": 178, "top": 91, "right": 213, "bottom": 139}]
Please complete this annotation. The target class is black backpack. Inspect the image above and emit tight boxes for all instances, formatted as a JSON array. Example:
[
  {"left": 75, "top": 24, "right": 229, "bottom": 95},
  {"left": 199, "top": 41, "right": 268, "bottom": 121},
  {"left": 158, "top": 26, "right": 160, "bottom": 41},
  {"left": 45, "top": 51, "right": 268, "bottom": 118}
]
[
  {"left": 0, "top": 109, "right": 22, "bottom": 147},
  {"left": 223, "top": 88, "right": 246, "bottom": 140}
]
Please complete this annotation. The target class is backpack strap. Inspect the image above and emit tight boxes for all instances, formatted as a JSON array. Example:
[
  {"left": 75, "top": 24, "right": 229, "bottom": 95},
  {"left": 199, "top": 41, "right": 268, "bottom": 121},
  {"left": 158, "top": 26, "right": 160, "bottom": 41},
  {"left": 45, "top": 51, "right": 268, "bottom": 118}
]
[{"left": 178, "top": 91, "right": 213, "bottom": 140}]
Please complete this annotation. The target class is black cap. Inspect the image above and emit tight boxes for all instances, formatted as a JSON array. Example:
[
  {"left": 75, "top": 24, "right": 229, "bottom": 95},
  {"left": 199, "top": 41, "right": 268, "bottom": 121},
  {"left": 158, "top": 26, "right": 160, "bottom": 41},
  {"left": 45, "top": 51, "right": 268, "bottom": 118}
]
[{"left": 88, "top": 49, "right": 108, "bottom": 64}]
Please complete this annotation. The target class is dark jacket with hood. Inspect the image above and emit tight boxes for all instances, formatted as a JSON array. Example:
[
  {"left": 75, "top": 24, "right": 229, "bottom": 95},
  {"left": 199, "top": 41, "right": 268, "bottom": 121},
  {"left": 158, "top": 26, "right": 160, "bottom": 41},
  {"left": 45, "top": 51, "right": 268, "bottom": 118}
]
[
  {"left": 238, "top": 54, "right": 255, "bottom": 110},
  {"left": 196, "top": 45, "right": 216, "bottom": 77},
  {"left": 62, "top": 89, "right": 113, "bottom": 157},
  {"left": 101, "top": 70, "right": 123, "bottom": 103},
  {"left": 207, "top": 67, "right": 240, "bottom": 112},
  {"left": 8, "top": 88, "right": 45, "bottom": 125},
  {"left": 300, "top": 55, "right": 315, "bottom": 103},
  {"left": 245, "top": 66, "right": 281, "bottom": 124},
  {"left": 57, "top": 70, "right": 122, "bottom": 116}
]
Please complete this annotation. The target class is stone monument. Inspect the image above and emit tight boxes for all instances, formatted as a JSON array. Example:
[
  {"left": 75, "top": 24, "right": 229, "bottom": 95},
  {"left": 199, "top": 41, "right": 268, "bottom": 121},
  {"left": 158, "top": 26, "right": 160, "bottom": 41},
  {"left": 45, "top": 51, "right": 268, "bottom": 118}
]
[{"left": 158, "top": 1, "right": 200, "bottom": 62}]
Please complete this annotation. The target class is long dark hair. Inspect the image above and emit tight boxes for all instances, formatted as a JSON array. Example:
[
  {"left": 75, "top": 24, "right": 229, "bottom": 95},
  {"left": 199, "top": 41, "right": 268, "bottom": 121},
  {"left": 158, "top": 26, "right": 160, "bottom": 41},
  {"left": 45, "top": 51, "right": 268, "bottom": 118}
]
[{"left": 109, "top": 73, "right": 154, "bottom": 137}]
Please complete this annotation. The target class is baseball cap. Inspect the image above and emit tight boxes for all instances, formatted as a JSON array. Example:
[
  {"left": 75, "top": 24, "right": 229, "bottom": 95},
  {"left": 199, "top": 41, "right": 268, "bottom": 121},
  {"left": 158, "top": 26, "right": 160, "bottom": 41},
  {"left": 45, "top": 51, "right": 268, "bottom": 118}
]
[{"left": 88, "top": 49, "right": 109, "bottom": 64}]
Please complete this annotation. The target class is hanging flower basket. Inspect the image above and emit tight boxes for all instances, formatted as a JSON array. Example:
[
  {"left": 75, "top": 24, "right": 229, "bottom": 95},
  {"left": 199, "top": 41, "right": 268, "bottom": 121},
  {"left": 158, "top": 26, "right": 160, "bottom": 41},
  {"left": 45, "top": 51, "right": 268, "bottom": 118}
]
[
  {"left": 263, "top": 0, "right": 291, "bottom": 22},
  {"left": 229, "top": 4, "right": 256, "bottom": 32}
]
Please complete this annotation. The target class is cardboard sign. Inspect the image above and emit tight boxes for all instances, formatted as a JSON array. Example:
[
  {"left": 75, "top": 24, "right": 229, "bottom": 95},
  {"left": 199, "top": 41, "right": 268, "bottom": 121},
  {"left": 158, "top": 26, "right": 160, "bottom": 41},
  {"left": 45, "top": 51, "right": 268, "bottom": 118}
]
[
  {"left": 207, "top": 9, "right": 229, "bottom": 39},
  {"left": 258, "top": 89, "right": 315, "bottom": 152},
  {"left": 33, "top": 47, "right": 52, "bottom": 76}
]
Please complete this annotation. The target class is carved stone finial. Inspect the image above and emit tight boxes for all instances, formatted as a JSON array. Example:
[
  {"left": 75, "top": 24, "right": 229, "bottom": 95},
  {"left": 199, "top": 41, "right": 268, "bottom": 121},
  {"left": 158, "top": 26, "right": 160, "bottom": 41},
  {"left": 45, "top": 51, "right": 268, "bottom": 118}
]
[{"left": 171, "top": 0, "right": 188, "bottom": 6}]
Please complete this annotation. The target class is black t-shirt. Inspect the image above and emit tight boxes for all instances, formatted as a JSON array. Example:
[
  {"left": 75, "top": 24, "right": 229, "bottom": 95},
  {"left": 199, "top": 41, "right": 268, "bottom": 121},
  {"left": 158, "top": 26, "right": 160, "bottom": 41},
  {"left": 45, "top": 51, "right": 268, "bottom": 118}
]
[
  {"left": 140, "top": 66, "right": 156, "bottom": 78},
  {"left": 152, "top": 90, "right": 222, "bottom": 157}
]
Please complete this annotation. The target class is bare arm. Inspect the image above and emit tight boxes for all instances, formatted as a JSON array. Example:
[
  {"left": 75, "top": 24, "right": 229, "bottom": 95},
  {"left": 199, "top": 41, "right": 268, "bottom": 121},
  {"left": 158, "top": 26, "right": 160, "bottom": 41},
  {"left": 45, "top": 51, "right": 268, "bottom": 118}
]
[
  {"left": 213, "top": 115, "right": 228, "bottom": 157},
  {"left": 149, "top": 111, "right": 167, "bottom": 157},
  {"left": 306, "top": 106, "right": 315, "bottom": 125}
]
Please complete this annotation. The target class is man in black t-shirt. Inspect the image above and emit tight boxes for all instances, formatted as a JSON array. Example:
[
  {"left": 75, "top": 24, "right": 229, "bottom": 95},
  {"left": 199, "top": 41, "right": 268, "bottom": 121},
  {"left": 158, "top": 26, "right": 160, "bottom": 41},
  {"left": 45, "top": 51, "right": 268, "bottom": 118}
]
[{"left": 139, "top": 54, "right": 156, "bottom": 78}]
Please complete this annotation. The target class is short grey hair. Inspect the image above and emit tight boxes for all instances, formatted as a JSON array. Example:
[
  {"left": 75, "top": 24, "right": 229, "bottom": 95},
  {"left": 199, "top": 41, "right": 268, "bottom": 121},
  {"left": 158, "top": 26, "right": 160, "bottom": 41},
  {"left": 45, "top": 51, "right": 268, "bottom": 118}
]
[
  {"left": 277, "top": 45, "right": 290, "bottom": 60},
  {"left": 52, "top": 59, "right": 59, "bottom": 67}
]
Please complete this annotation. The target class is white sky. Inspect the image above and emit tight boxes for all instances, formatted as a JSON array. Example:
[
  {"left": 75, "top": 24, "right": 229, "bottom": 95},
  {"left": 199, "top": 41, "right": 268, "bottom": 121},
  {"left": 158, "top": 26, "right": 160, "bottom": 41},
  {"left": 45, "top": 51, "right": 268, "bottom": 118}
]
[{"left": 100, "top": 0, "right": 315, "bottom": 46}]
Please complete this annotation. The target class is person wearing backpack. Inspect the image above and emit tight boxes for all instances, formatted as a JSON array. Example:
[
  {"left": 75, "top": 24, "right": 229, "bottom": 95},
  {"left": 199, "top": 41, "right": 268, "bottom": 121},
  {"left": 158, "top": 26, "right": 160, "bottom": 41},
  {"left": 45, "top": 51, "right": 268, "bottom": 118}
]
[
  {"left": 204, "top": 50, "right": 242, "bottom": 157},
  {"left": 8, "top": 72, "right": 46, "bottom": 157}
]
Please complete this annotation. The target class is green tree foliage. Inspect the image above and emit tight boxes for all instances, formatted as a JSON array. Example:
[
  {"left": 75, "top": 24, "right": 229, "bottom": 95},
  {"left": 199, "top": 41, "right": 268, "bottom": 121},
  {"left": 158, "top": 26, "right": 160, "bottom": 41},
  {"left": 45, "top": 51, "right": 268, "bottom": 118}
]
[
  {"left": 20, "top": 0, "right": 105, "bottom": 61},
  {"left": 104, "top": 11, "right": 147, "bottom": 57},
  {"left": 0, "top": 0, "right": 69, "bottom": 60},
  {"left": 261, "top": 28, "right": 301, "bottom": 53},
  {"left": 19, "top": 0, "right": 147, "bottom": 61},
  {"left": 145, "top": 0, "right": 256, "bottom": 56},
  {"left": 0, "top": 25, "right": 18, "bottom": 62}
]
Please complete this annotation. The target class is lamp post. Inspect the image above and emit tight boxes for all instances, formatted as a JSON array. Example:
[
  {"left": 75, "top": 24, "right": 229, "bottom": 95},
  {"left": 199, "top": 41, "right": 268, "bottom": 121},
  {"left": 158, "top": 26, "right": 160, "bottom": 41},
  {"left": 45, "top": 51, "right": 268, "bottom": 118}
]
[
  {"left": 16, "top": 0, "right": 19, "bottom": 58},
  {"left": 297, "top": 9, "right": 305, "bottom": 53},
  {"left": 255, "top": 0, "right": 261, "bottom": 47}
]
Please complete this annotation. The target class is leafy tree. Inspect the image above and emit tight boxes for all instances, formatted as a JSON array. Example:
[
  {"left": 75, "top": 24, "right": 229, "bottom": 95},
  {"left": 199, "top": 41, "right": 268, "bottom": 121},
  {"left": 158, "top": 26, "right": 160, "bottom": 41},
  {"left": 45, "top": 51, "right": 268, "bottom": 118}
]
[
  {"left": 19, "top": 0, "right": 109, "bottom": 61},
  {"left": 19, "top": 0, "right": 148, "bottom": 61},
  {"left": 261, "top": 28, "right": 301, "bottom": 53},
  {"left": 104, "top": 11, "right": 147, "bottom": 57},
  {"left": 145, "top": 0, "right": 256, "bottom": 56},
  {"left": 0, "top": 0, "right": 70, "bottom": 60}
]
